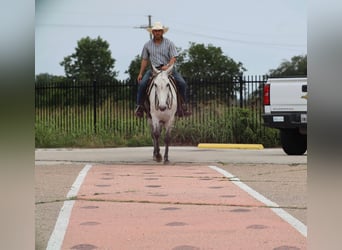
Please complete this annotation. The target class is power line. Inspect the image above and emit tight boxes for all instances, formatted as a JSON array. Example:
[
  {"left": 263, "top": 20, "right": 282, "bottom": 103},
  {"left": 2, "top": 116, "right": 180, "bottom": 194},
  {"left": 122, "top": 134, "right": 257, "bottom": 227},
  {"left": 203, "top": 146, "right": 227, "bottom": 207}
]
[
  {"left": 36, "top": 18, "right": 306, "bottom": 51},
  {"left": 173, "top": 29, "right": 306, "bottom": 50},
  {"left": 36, "top": 23, "right": 133, "bottom": 29}
]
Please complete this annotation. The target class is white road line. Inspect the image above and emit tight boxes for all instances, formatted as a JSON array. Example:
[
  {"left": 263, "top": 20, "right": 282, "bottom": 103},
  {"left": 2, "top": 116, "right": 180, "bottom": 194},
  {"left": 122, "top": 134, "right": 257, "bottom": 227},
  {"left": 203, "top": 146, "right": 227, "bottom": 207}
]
[
  {"left": 66, "top": 164, "right": 93, "bottom": 199},
  {"left": 46, "top": 164, "right": 93, "bottom": 250},
  {"left": 208, "top": 165, "right": 307, "bottom": 237}
]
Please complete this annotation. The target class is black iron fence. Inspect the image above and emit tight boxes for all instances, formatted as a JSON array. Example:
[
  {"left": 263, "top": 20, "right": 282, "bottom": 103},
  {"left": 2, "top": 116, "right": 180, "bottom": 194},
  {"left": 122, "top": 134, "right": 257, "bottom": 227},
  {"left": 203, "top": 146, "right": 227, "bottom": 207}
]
[{"left": 35, "top": 75, "right": 267, "bottom": 143}]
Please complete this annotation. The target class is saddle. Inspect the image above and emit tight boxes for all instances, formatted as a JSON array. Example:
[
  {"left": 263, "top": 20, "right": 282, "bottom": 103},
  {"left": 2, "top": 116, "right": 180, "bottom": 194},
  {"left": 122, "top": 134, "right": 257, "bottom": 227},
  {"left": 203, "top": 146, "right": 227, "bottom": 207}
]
[{"left": 143, "top": 75, "right": 184, "bottom": 118}]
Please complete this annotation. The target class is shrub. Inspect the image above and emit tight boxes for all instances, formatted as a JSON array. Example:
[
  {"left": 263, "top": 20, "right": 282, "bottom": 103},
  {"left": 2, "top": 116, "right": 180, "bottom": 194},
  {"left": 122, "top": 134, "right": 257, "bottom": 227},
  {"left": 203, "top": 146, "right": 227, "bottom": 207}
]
[{"left": 35, "top": 108, "right": 280, "bottom": 148}]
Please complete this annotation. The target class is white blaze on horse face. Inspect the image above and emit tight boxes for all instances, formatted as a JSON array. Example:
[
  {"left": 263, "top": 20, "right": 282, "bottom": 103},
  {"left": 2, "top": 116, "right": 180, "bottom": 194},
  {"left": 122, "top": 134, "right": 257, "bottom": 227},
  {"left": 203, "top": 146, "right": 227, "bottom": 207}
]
[{"left": 155, "top": 74, "right": 170, "bottom": 112}]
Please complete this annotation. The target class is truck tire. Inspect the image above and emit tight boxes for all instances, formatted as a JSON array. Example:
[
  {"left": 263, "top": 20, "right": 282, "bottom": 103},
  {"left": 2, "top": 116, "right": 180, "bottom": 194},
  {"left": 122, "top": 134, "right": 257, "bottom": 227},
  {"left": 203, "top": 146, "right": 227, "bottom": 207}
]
[{"left": 280, "top": 129, "right": 307, "bottom": 155}]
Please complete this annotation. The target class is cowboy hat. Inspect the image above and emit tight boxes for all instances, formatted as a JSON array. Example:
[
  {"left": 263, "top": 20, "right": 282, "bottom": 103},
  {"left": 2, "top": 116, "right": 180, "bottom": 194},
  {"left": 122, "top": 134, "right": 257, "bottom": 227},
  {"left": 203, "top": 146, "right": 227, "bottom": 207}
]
[{"left": 147, "top": 21, "right": 169, "bottom": 33}]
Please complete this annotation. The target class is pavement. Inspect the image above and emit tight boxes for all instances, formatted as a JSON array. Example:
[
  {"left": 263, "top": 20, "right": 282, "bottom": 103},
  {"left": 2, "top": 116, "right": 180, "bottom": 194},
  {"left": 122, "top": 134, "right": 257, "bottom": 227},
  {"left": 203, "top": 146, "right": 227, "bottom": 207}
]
[
  {"left": 35, "top": 147, "right": 307, "bottom": 165},
  {"left": 36, "top": 147, "right": 307, "bottom": 250}
]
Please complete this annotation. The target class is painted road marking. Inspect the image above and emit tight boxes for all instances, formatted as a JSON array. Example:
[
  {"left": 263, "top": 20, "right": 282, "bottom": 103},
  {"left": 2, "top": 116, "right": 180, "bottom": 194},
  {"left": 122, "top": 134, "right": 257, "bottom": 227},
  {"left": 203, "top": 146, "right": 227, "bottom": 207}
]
[
  {"left": 46, "top": 164, "right": 93, "bottom": 250},
  {"left": 208, "top": 165, "right": 307, "bottom": 237},
  {"left": 198, "top": 143, "right": 264, "bottom": 150},
  {"left": 47, "top": 164, "right": 306, "bottom": 249}
]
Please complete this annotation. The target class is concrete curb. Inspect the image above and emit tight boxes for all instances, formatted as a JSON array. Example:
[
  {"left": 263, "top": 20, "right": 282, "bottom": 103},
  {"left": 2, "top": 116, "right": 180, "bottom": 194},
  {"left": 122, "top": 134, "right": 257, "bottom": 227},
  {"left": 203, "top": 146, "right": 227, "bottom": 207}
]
[{"left": 198, "top": 143, "right": 264, "bottom": 150}]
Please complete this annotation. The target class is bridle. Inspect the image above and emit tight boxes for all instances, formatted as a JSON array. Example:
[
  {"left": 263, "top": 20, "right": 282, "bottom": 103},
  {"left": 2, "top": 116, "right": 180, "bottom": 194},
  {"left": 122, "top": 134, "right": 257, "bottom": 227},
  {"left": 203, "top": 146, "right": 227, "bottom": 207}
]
[{"left": 152, "top": 74, "right": 175, "bottom": 111}]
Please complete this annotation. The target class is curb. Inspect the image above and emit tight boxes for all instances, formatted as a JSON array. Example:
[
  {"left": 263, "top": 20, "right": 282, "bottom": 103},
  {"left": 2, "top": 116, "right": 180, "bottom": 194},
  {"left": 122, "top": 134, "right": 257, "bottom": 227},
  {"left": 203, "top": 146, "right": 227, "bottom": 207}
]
[{"left": 198, "top": 143, "right": 264, "bottom": 150}]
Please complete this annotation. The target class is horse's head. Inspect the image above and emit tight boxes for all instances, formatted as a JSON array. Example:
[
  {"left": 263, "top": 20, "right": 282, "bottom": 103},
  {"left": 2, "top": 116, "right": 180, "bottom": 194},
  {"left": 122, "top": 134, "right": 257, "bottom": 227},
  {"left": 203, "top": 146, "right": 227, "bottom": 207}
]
[{"left": 151, "top": 65, "right": 175, "bottom": 112}]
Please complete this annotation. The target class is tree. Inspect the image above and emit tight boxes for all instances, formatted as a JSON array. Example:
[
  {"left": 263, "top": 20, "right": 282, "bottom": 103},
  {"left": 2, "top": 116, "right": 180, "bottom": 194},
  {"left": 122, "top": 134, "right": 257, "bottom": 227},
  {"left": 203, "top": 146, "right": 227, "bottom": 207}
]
[
  {"left": 177, "top": 42, "right": 246, "bottom": 79},
  {"left": 125, "top": 55, "right": 142, "bottom": 82},
  {"left": 268, "top": 54, "right": 307, "bottom": 77},
  {"left": 35, "top": 73, "right": 66, "bottom": 84},
  {"left": 60, "top": 36, "right": 118, "bottom": 82},
  {"left": 35, "top": 73, "right": 71, "bottom": 107}
]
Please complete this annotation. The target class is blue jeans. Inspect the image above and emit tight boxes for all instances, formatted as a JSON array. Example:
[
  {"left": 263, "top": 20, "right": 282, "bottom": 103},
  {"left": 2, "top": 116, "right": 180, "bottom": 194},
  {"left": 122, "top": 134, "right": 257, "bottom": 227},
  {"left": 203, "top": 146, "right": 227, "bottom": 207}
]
[{"left": 136, "top": 69, "right": 188, "bottom": 105}]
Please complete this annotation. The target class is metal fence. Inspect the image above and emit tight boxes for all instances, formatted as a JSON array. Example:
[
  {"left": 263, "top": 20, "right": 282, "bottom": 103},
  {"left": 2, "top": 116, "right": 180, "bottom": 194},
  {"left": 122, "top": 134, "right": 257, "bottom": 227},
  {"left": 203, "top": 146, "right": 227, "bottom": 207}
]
[{"left": 35, "top": 75, "right": 267, "bottom": 143}]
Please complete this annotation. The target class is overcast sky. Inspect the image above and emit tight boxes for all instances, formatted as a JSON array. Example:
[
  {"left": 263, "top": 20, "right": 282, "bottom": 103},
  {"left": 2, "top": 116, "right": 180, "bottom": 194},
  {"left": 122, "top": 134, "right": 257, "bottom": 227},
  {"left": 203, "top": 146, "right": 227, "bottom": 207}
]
[{"left": 35, "top": 0, "right": 307, "bottom": 80}]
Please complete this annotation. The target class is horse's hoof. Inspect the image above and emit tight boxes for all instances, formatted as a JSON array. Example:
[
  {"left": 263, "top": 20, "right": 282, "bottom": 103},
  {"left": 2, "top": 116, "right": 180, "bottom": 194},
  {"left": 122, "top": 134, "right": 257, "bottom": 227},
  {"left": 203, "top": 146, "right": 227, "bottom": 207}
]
[
  {"left": 164, "top": 160, "right": 170, "bottom": 165},
  {"left": 153, "top": 154, "right": 162, "bottom": 162}
]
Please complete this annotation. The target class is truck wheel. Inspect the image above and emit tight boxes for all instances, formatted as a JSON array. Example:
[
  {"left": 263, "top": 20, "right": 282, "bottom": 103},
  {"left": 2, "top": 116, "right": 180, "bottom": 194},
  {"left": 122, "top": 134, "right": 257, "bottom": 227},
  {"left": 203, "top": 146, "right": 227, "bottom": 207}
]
[{"left": 280, "top": 129, "right": 307, "bottom": 155}]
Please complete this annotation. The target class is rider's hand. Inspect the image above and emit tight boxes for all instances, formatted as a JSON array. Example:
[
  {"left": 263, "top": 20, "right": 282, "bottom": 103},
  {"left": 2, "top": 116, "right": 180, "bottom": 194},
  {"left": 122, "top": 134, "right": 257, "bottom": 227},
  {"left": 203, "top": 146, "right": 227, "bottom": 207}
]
[
  {"left": 137, "top": 74, "right": 143, "bottom": 83},
  {"left": 161, "top": 65, "right": 169, "bottom": 71}
]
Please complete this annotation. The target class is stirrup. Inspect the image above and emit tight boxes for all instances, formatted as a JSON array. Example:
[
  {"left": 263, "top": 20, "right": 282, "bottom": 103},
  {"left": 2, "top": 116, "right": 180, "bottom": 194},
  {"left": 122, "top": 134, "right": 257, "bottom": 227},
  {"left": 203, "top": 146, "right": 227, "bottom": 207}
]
[
  {"left": 135, "top": 105, "right": 144, "bottom": 118},
  {"left": 176, "top": 104, "right": 191, "bottom": 117}
]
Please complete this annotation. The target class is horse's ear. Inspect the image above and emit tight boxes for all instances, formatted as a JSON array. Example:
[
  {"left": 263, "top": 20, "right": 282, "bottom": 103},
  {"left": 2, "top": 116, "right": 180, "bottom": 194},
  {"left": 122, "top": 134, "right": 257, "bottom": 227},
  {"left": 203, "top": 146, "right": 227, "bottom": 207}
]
[
  {"left": 166, "top": 64, "right": 174, "bottom": 75},
  {"left": 152, "top": 65, "right": 159, "bottom": 76}
]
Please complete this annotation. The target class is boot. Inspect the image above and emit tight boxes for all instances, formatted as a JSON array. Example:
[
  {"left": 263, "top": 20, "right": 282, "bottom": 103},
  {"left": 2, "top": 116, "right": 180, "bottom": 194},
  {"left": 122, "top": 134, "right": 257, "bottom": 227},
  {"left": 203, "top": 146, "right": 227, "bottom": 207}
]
[
  {"left": 135, "top": 105, "right": 145, "bottom": 118},
  {"left": 177, "top": 104, "right": 191, "bottom": 117}
]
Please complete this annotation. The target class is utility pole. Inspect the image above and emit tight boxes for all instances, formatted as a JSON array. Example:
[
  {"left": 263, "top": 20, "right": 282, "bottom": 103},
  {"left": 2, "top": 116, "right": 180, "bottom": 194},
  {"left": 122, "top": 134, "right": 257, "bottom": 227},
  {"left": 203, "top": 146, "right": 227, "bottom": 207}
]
[
  {"left": 148, "top": 15, "right": 152, "bottom": 39},
  {"left": 134, "top": 15, "right": 152, "bottom": 39}
]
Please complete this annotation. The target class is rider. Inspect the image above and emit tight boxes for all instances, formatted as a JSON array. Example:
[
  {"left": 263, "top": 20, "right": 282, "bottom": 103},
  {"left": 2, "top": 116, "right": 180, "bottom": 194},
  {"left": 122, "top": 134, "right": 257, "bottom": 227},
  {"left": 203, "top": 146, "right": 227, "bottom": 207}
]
[{"left": 135, "top": 21, "right": 191, "bottom": 118}]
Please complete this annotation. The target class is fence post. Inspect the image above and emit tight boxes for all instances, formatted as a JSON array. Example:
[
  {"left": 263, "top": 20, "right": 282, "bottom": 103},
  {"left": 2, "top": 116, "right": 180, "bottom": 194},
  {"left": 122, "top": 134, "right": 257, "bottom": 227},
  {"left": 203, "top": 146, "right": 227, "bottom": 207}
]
[
  {"left": 239, "top": 74, "right": 244, "bottom": 108},
  {"left": 93, "top": 80, "right": 97, "bottom": 133}
]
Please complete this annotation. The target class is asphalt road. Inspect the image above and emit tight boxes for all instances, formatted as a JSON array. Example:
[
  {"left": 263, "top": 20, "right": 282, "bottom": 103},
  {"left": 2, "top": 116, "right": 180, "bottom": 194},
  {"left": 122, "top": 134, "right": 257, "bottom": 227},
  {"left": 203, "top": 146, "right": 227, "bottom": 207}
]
[
  {"left": 35, "top": 146, "right": 307, "bottom": 165},
  {"left": 35, "top": 147, "right": 307, "bottom": 249}
]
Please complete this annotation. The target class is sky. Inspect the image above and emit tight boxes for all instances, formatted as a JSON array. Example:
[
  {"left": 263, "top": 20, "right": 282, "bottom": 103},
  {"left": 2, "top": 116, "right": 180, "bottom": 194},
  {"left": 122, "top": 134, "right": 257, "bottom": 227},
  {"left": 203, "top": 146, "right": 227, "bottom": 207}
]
[{"left": 35, "top": 0, "right": 307, "bottom": 80}]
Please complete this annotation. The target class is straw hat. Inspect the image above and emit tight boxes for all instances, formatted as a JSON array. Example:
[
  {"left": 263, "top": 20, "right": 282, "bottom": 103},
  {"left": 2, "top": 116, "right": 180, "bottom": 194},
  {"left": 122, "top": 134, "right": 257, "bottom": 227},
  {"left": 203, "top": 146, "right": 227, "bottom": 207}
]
[{"left": 147, "top": 21, "right": 169, "bottom": 33}]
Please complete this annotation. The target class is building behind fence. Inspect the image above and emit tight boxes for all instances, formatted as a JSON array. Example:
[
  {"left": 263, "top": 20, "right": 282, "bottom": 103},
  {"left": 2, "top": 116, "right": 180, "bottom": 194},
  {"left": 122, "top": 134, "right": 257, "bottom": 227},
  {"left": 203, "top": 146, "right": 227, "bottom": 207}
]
[{"left": 35, "top": 75, "right": 267, "bottom": 144}]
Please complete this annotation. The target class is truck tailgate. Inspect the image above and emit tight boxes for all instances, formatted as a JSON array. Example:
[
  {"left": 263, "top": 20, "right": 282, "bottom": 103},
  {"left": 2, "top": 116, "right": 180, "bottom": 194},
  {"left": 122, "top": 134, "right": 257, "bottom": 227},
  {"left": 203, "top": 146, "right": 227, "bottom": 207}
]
[{"left": 270, "top": 78, "right": 307, "bottom": 112}]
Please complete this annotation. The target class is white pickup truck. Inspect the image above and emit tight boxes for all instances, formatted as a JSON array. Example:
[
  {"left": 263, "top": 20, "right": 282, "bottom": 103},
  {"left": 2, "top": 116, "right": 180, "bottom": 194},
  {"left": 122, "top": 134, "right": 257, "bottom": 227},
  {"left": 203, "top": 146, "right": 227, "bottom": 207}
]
[{"left": 262, "top": 77, "right": 307, "bottom": 155}]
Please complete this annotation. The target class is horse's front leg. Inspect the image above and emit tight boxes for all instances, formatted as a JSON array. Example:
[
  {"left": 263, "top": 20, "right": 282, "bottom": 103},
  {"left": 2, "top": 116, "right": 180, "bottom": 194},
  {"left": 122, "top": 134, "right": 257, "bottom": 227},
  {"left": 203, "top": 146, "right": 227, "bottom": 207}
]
[
  {"left": 152, "top": 126, "right": 162, "bottom": 162},
  {"left": 164, "top": 128, "right": 171, "bottom": 164}
]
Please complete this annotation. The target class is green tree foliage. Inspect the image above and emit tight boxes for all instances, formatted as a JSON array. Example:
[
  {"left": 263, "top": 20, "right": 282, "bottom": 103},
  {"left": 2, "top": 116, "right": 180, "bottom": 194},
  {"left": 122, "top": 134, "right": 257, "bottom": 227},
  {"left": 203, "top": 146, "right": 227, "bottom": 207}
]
[
  {"left": 126, "top": 43, "right": 245, "bottom": 81},
  {"left": 35, "top": 74, "right": 69, "bottom": 107},
  {"left": 125, "top": 55, "right": 142, "bottom": 82},
  {"left": 60, "top": 36, "right": 118, "bottom": 82},
  {"left": 177, "top": 42, "right": 246, "bottom": 79},
  {"left": 126, "top": 43, "right": 246, "bottom": 101},
  {"left": 35, "top": 73, "right": 66, "bottom": 84},
  {"left": 268, "top": 54, "right": 307, "bottom": 77}
]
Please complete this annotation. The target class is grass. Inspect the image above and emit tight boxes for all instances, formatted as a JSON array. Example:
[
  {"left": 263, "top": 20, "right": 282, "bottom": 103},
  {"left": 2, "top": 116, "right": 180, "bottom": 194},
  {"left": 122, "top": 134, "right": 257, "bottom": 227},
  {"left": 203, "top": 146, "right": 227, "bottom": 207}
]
[{"left": 35, "top": 105, "right": 280, "bottom": 148}]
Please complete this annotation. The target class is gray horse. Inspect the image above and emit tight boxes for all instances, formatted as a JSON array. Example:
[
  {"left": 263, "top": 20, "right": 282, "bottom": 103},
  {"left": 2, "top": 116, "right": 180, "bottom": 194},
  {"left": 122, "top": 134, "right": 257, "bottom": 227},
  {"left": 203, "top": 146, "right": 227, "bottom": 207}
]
[{"left": 147, "top": 65, "right": 178, "bottom": 163}]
